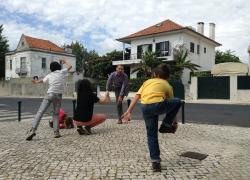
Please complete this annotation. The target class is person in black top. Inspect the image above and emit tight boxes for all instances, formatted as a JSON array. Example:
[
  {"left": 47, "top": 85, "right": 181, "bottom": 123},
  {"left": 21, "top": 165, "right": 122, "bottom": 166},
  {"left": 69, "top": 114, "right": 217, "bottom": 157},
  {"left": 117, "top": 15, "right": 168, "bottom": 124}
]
[{"left": 73, "top": 79, "right": 110, "bottom": 135}]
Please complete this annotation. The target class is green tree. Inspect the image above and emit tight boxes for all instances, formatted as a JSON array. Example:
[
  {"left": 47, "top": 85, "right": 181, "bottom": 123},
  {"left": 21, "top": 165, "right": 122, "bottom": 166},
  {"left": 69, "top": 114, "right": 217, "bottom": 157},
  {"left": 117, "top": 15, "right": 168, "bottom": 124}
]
[
  {"left": 84, "top": 50, "right": 99, "bottom": 78},
  {"left": 172, "top": 44, "right": 200, "bottom": 81},
  {"left": 215, "top": 50, "right": 241, "bottom": 64},
  {"left": 133, "top": 51, "right": 163, "bottom": 77},
  {"left": 0, "top": 24, "right": 9, "bottom": 78},
  {"left": 65, "top": 41, "right": 88, "bottom": 73}
]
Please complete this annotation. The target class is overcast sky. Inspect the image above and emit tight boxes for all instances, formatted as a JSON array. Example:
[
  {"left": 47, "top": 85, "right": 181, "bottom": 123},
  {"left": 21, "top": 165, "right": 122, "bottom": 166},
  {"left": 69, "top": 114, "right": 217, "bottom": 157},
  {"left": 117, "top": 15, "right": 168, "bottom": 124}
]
[{"left": 0, "top": 0, "right": 249, "bottom": 63}]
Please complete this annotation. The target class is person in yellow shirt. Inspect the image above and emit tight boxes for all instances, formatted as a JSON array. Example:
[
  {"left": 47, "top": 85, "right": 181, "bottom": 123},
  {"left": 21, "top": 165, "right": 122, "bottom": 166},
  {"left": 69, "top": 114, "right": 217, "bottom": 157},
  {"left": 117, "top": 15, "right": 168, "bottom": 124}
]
[{"left": 122, "top": 63, "right": 182, "bottom": 172}]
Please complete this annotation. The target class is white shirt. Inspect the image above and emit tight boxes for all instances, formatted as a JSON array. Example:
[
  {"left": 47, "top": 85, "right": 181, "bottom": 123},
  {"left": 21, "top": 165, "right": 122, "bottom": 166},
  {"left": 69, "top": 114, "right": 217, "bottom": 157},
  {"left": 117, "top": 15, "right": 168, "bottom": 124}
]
[{"left": 43, "top": 68, "right": 68, "bottom": 94}]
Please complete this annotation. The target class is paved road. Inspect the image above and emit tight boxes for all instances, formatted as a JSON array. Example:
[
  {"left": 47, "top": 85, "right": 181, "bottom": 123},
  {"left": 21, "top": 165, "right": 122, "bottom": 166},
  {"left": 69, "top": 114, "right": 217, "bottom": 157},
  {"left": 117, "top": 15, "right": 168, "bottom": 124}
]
[
  {"left": 0, "top": 97, "right": 250, "bottom": 127},
  {"left": 0, "top": 119, "right": 250, "bottom": 179}
]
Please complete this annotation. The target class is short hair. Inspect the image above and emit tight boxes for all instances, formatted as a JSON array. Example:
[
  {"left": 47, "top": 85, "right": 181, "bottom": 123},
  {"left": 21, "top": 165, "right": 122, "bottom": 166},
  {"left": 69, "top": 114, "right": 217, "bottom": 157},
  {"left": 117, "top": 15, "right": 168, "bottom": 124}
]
[
  {"left": 50, "top": 61, "right": 61, "bottom": 72},
  {"left": 155, "top": 63, "right": 170, "bottom": 79}
]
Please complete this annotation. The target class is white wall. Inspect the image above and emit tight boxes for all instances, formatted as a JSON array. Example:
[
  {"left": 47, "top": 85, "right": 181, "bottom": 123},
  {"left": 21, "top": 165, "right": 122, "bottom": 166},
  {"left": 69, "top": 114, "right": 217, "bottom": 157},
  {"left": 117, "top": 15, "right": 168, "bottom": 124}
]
[{"left": 5, "top": 51, "right": 76, "bottom": 79}]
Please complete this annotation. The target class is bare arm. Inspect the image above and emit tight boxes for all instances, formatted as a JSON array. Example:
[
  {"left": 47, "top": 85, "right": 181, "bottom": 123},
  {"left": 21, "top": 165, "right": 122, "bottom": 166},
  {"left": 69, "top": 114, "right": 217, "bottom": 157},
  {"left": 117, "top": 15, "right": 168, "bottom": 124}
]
[
  {"left": 97, "top": 92, "right": 111, "bottom": 105},
  {"left": 61, "top": 59, "right": 72, "bottom": 71},
  {"left": 121, "top": 94, "right": 140, "bottom": 123}
]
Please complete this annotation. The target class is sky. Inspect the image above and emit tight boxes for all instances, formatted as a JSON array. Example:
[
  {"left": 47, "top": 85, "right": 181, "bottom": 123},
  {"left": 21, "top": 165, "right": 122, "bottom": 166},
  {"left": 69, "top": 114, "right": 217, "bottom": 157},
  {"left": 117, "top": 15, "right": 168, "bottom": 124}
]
[{"left": 0, "top": 0, "right": 249, "bottom": 63}]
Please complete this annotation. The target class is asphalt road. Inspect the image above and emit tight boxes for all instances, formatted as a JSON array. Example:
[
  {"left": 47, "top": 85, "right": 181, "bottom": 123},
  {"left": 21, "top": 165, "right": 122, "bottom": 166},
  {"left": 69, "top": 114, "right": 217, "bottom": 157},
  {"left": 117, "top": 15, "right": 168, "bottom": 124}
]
[{"left": 0, "top": 97, "right": 250, "bottom": 127}]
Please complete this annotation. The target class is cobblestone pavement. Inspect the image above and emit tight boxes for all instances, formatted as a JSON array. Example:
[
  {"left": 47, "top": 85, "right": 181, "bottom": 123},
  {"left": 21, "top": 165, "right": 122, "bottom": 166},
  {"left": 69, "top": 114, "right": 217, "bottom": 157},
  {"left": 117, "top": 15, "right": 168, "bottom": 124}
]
[{"left": 0, "top": 119, "right": 250, "bottom": 180}]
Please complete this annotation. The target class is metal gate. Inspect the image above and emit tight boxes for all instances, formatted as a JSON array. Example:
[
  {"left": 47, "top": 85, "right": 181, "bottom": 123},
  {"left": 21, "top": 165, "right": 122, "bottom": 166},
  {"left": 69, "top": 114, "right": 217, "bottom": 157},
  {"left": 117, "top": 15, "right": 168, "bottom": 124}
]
[{"left": 198, "top": 76, "right": 230, "bottom": 99}]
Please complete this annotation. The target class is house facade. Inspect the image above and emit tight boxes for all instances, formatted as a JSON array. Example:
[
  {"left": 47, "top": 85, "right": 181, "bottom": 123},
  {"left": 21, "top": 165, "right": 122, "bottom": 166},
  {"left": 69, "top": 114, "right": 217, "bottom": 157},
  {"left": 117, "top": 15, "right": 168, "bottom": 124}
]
[
  {"left": 5, "top": 34, "right": 76, "bottom": 80},
  {"left": 113, "top": 20, "right": 221, "bottom": 84}
]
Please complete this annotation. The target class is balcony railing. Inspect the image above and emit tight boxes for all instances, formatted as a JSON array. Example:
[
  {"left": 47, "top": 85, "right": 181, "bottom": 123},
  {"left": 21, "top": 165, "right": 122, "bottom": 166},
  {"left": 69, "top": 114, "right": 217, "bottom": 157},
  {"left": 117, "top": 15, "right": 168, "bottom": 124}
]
[{"left": 15, "top": 67, "right": 28, "bottom": 75}]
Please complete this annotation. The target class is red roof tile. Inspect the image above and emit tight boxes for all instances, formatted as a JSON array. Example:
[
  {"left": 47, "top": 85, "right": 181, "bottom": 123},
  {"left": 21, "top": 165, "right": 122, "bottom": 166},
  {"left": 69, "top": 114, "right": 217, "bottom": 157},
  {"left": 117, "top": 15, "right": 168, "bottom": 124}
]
[
  {"left": 118, "top": 19, "right": 184, "bottom": 41},
  {"left": 117, "top": 19, "right": 221, "bottom": 46},
  {"left": 24, "top": 35, "right": 65, "bottom": 53}
]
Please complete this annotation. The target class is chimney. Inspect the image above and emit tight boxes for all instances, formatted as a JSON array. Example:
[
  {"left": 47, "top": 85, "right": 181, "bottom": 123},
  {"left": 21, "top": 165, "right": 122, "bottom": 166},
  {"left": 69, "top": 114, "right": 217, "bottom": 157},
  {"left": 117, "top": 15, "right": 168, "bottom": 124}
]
[
  {"left": 209, "top": 23, "right": 215, "bottom": 40},
  {"left": 197, "top": 22, "right": 204, "bottom": 35}
]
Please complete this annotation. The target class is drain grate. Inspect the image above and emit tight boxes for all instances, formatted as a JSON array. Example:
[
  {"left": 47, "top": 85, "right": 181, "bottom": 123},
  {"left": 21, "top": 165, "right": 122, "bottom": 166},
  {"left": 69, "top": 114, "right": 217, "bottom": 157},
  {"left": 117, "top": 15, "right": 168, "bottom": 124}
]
[{"left": 180, "top": 151, "right": 208, "bottom": 160}]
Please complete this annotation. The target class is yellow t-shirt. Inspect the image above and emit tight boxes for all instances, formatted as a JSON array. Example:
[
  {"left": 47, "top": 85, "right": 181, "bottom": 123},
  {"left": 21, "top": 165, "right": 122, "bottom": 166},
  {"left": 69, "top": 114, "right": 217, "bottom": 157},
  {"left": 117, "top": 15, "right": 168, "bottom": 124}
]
[{"left": 137, "top": 78, "right": 174, "bottom": 104}]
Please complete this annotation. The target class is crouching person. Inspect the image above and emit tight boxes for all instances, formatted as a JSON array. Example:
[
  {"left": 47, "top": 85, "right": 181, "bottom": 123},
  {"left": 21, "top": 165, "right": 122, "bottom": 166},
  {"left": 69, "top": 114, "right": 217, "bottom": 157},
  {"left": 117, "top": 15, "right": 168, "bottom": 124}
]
[{"left": 73, "top": 79, "right": 110, "bottom": 135}]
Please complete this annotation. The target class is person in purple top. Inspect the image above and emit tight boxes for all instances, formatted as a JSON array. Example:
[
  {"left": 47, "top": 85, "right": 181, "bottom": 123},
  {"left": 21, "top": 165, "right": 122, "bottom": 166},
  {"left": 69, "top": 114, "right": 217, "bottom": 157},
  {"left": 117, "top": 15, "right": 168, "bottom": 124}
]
[{"left": 106, "top": 65, "right": 129, "bottom": 124}]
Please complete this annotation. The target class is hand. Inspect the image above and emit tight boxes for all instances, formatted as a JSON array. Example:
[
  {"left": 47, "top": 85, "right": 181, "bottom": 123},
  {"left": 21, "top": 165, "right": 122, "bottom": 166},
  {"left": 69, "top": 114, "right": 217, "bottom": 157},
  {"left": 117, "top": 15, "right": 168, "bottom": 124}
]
[
  {"left": 105, "top": 92, "right": 111, "bottom": 103},
  {"left": 121, "top": 111, "right": 131, "bottom": 124},
  {"left": 118, "top": 96, "right": 123, "bottom": 102},
  {"left": 32, "top": 79, "right": 37, "bottom": 84},
  {"left": 60, "top": 59, "right": 67, "bottom": 64}
]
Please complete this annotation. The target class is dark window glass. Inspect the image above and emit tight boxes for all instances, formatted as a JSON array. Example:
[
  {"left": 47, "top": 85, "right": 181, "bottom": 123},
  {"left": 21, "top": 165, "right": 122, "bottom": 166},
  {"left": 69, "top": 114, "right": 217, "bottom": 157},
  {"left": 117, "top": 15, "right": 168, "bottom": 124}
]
[
  {"left": 10, "top": 60, "right": 12, "bottom": 70},
  {"left": 190, "top": 42, "right": 195, "bottom": 53},
  {"left": 197, "top": 44, "right": 200, "bottom": 54},
  {"left": 42, "top": 58, "right": 46, "bottom": 69},
  {"left": 155, "top": 41, "right": 170, "bottom": 57}
]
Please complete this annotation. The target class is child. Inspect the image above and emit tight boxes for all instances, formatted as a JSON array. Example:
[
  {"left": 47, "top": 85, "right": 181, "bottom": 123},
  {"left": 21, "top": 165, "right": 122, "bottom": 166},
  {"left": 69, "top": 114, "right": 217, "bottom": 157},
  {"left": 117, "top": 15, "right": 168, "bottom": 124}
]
[
  {"left": 49, "top": 108, "right": 74, "bottom": 129},
  {"left": 26, "top": 59, "right": 72, "bottom": 140},
  {"left": 122, "top": 63, "right": 182, "bottom": 172},
  {"left": 73, "top": 79, "right": 110, "bottom": 135}
]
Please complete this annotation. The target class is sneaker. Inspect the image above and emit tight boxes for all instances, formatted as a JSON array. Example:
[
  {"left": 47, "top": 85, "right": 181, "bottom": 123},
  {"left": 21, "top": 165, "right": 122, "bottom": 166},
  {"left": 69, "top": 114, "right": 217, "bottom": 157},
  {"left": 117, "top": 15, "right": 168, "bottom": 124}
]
[
  {"left": 49, "top": 120, "right": 53, "bottom": 128},
  {"left": 26, "top": 129, "right": 36, "bottom": 141},
  {"left": 85, "top": 126, "right": 92, "bottom": 135},
  {"left": 172, "top": 121, "right": 178, "bottom": 133},
  {"left": 159, "top": 124, "right": 175, "bottom": 133},
  {"left": 77, "top": 126, "right": 88, "bottom": 135},
  {"left": 152, "top": 162, "right": 161, "bottom": 172},
  {"left": 54, "top": 131, "right": 62, "bottom": 138}
]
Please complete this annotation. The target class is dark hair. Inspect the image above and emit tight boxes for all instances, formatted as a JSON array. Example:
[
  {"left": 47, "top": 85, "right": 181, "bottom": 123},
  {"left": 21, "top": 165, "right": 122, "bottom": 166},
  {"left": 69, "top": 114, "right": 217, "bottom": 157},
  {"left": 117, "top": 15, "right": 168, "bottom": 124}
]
[
  {"left": 77, "top": 79, "right": 93, "bottom": 94},
  {"left": 50, "top": 61, "right": 62, "bottom": 72},
  {"left": 155, "top": 63, "right": 170, "bottom": 79}
]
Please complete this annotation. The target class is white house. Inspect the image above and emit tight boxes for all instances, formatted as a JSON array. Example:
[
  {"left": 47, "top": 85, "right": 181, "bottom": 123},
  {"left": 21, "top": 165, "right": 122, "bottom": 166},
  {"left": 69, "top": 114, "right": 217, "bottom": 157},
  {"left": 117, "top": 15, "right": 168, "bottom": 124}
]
[
  {"left": 5, "top": 34, "right": 76, "bottom": 80},
  {"left": 113, "top": 19, "right": 221, "bottom": 84}
]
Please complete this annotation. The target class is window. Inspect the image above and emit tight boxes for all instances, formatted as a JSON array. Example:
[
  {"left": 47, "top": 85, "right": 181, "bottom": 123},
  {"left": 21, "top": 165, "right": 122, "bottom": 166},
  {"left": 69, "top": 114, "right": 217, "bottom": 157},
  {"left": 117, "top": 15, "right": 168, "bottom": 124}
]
[
  {"left": 21, "top": 41, "right": 25, "bottom": 47},
  {"left": 197, "top": 45, "right": 200, "bottom": 54},
  {"left": 10, "top": 60, "right": 12, "bottom": 70},
  {"left": 20, "top": 57, "right": 26, "bottom": 69},
  {"left": 190, "top": 42, "right": 195, "bottom": 53},
  {"left": 204, "top": 47, "right": 206, "bottom": 54},
  {"left": 42, "top": 58, "right": 46, "bottom": 69},
  {"left": 155, "top": 41, "right": 170, "bottom": 57},
  {"left": 137, "top": 44, "right": 152, "bottom": 59}
]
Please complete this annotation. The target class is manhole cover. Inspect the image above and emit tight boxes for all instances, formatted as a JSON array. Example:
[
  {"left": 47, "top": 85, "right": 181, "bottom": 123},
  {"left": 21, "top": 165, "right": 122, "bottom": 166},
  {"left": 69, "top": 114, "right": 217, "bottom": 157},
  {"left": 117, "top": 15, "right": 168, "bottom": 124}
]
[{"left": 180, "top": 151, "right": 208, "bottom": 160}]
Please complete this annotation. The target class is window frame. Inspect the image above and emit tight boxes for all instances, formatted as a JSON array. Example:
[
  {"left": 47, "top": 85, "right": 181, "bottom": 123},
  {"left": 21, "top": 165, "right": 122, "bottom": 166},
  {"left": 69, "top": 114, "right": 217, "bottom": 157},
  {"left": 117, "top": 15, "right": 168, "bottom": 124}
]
[
  {"left": 42, "top": 58, "right": 46, "bottom": 69},
  {"left": 190, "top": 42, "right": 195, "bottom": 53},
  {"left": 155, "top": 41, "right": 170, "bottom": 57}
]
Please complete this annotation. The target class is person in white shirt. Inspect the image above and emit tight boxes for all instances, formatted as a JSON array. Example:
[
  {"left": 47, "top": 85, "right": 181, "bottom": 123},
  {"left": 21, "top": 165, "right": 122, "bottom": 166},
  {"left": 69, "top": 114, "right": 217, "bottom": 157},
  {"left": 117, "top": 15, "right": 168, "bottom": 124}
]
[{"left": 26, "top": 59, "right": 72, "bottom": 141}]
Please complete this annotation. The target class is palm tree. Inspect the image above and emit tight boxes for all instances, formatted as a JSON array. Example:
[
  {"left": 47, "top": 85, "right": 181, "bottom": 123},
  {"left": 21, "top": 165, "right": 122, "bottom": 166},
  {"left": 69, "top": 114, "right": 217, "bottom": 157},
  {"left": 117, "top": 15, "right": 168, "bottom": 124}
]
[
  {"left": 172, "top": 44, "right": 200, "bottom": 81},
  {"left": 133, "top": 51, "right": 163, "bottom": 77}
]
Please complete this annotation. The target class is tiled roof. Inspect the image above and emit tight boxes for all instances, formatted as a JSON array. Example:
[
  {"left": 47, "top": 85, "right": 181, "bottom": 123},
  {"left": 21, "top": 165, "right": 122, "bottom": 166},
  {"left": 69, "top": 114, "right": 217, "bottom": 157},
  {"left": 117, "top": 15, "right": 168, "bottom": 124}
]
[
  {"left": 117, "top": 19, "right": 221, "bottom": 46},
  {"left": 118, "top": 19, "right": 184, "bottom": 41},
  {"left": 24, "top": 35, "right": 65, "bottom": 53}
]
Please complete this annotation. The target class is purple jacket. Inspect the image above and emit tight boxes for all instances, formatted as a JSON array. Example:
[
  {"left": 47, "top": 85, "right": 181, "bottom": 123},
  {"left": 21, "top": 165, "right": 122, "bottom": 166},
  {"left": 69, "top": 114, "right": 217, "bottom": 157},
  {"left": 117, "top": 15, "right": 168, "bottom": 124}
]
[{"left": 106, "top": 71, "right": 129, "bottom": 96}]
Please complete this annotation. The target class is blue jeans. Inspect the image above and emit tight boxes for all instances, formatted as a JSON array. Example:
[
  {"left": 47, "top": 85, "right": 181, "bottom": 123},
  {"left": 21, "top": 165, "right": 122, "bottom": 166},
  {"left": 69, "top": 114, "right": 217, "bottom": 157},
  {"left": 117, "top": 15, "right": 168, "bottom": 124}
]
[
  {"left": 141, "top": 98, "right": 182, "bottom": 162},
  {"left": 32, "top": 93, "right": 62, "bottom": 132}
]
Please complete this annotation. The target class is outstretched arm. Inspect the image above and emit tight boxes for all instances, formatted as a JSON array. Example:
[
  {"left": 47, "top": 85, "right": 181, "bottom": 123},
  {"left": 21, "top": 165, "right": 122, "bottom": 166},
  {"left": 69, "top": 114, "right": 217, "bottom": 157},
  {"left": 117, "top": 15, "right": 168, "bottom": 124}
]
[
  {"left": 121, "top": 94, "right": 140, "bottom": 123},
  {"left": 61, "top": 59, "right": 72, "bottom": 71}
]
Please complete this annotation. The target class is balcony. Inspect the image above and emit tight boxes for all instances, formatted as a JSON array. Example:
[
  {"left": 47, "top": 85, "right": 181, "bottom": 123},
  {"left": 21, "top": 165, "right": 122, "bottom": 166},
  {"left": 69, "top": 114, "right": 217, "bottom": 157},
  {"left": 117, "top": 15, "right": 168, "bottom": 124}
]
[
  {"left": 112, "top": 54, "right": 142, "bottom": 65},
  {"left": 15, "top": 67, "right": 28, "bottom": 76},
  {"left": 112, "top": 52, "right": 174, "bottom": 66}
]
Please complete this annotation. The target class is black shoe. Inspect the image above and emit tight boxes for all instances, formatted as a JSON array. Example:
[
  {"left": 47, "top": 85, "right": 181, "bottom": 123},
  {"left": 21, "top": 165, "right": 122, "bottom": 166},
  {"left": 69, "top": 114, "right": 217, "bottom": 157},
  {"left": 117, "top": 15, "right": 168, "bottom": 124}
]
[
  {"left": 152, "top": 162, "right": 161, "bottom": 172},
  {"left": 26, "top": 129, "right": 36, "bottom": 141},
  {"left": 77, "top": 126, "right": 87, "bottom": 135},
  {"left": 54, "top": 131, "right": 62, "bottom": 138},
  {"left": 85, "top": 126, "right": 92, "bottom": 135},
  {"left": 49, "top": 121, "right": 53, "bottom": 128},
  {"left": 159, "top": 124, "right": 174, "bottom": 133}
]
